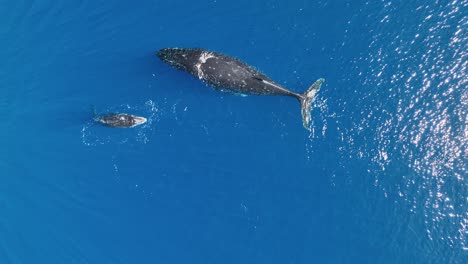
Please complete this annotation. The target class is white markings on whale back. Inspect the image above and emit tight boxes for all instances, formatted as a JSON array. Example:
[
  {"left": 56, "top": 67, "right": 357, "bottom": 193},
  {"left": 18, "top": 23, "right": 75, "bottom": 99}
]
[
  {"left": 192, "top": 52, "right": 294, "bottom": 96},
  {"left": 199, "top": 51, "right": 214, "bottom": 63},
  {"left": 195, "top": 51, "right": 215, "bottom": 80}
]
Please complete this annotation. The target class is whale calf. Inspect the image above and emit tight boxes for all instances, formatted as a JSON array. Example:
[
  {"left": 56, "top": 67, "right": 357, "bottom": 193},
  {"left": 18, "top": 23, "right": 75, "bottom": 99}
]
[
  {"left": 157, "top": 47, "right": 324, "bottom": 128},
  {"left": 94, "top": 113, "right": 147, "bottom": 128}
]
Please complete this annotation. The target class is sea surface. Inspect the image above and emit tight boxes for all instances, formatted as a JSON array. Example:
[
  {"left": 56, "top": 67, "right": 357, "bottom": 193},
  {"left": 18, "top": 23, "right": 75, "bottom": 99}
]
[{"left": 0, "top": 0, "right": 467, "bottom": 263}]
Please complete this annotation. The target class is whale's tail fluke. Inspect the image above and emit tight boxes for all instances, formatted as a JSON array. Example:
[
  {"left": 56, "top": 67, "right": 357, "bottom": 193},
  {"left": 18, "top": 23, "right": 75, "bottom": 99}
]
[{"left": 299, "top": 78, "right": 324, "bottom": 129}]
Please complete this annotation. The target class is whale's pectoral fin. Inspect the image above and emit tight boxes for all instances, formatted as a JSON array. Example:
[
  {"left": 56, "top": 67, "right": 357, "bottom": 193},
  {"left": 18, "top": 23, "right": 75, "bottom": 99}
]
[{"left": 300, "top": 78, "right": 325, "bottom": 130}]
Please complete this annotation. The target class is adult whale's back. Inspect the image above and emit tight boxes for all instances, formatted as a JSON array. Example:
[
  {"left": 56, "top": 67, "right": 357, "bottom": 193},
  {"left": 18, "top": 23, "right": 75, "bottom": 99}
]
[{"left": 157, "top": 48, "right": 324, "bottom": 129}]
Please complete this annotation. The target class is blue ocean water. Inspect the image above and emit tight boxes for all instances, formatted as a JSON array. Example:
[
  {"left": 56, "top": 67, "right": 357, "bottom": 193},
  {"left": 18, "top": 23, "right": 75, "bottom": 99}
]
[{"left": 1, "top": 0, "right": 467, "bottom": 263}]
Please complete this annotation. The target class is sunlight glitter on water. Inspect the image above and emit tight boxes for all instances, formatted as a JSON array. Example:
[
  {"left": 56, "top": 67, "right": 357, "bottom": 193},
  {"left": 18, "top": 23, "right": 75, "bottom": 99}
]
[{"left": 351, "top": 0, "right": 467, "bottom": 249}]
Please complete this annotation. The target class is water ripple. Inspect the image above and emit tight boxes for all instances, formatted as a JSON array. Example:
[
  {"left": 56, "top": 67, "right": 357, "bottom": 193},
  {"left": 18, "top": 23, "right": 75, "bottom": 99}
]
[
  {"left": 81, "top": 100, "right": 161, "bottom": 146},
  {"left": 344, "top": 0, "right": 467, "bottom": 250}
]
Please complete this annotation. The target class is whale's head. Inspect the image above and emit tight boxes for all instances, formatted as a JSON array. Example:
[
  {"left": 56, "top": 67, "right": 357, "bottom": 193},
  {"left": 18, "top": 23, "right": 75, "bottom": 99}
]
[{"left": 157, "top": 48, "right": 203, "bottom": 73}]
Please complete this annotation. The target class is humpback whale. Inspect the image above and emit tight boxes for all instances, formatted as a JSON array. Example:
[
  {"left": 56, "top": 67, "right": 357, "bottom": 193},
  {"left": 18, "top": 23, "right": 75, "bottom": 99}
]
[
  {"left": 94, "top": 113, "right": 147, "bottom": 128},
  {"left": 157, "top": 47, "right": 324, "bottom": 129}
]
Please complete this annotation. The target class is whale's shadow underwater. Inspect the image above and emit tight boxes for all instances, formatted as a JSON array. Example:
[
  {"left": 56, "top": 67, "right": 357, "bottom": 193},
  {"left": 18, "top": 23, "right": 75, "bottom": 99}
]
[{"left": 156, "top": 47, "right": 324, "bottom": 129}]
